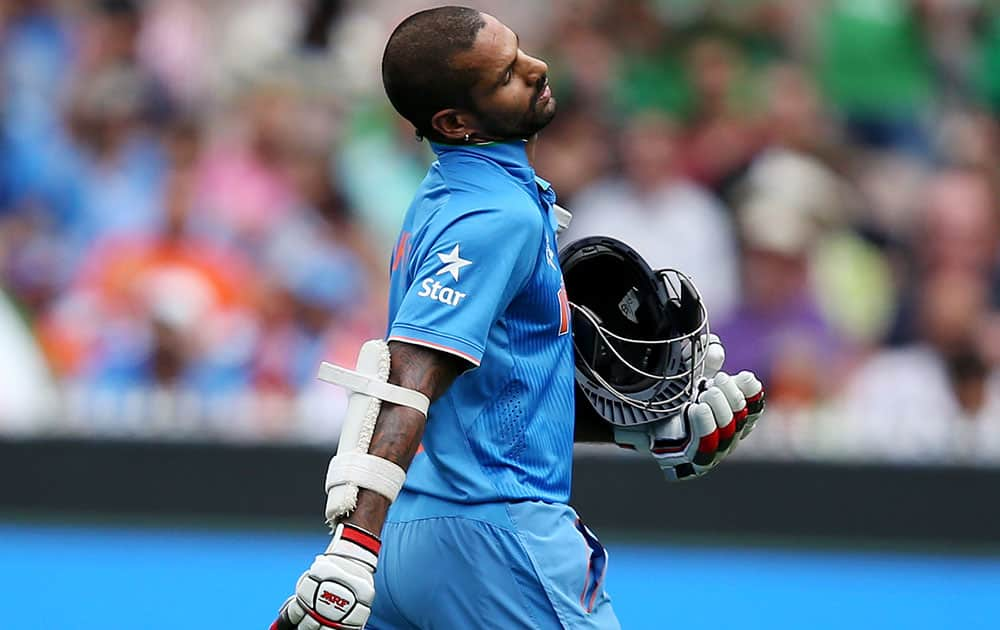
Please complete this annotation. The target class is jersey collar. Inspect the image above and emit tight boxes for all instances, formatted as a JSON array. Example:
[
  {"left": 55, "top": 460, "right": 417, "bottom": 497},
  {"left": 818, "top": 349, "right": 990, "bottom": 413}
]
[{"left": 431, "top": 139, "right": 535, "bottom": 186}]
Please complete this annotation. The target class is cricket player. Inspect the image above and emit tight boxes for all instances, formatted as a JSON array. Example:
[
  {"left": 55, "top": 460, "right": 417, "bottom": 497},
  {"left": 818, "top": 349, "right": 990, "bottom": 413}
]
[{"left": 274, "top": 6, "right": 764, "bottom": 629}]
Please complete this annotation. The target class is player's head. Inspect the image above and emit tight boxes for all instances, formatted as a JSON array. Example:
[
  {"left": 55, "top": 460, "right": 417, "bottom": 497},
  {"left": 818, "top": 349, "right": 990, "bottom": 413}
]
[{"left": 381, "top": 6, "right": 557, "bottom": 144}]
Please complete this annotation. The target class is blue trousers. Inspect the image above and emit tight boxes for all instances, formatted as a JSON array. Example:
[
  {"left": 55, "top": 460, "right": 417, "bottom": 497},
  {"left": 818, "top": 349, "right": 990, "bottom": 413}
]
[{"left": 367, "top": 492, "right": 620, "bottom": 629}]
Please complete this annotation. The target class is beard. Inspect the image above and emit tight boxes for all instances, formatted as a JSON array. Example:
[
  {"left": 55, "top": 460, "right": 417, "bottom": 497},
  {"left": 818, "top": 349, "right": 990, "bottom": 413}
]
[{"left": 475, "top": 85, "right": 557, "bottom": 140}]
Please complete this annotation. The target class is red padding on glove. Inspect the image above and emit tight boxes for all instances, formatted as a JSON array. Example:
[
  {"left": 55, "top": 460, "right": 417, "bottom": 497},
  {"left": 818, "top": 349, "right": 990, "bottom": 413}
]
[
  {"left": 341, "top": 523, "right": 381, "bottom": 556},
  {"left": 697, "top": 430, "right": 719, "bottom": 455},
  {"left": 731, "top": 407, "right": 748, "bottom": 432}
]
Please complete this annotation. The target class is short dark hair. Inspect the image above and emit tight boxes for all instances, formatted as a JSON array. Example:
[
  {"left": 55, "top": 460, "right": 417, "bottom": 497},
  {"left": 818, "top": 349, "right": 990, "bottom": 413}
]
[{"left": 381, "top": 6, "right": 486, "bottom": 140}]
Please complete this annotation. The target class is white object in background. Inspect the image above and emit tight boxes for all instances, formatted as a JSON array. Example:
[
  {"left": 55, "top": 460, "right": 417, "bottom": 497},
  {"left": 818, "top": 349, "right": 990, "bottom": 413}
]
[{"left": 0, "top": 292, "right": 56, "bottom": 434}]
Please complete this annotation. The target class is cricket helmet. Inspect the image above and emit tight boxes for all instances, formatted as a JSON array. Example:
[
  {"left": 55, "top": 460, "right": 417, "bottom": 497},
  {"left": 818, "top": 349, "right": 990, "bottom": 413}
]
[{"left": 559, "top": 236, "right": 709, "bottom": 426}]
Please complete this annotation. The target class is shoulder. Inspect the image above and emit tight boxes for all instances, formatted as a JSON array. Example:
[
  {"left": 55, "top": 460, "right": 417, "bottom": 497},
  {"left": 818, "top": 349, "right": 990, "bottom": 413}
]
[{"left": 437, "top": 192, "right": 544, "bottom": 247}]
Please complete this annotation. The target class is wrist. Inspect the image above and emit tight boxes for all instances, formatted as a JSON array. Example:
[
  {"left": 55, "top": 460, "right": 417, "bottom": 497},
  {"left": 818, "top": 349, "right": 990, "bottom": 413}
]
[{"left": 342, "top": 488, "right": 391, "bottom": 536}]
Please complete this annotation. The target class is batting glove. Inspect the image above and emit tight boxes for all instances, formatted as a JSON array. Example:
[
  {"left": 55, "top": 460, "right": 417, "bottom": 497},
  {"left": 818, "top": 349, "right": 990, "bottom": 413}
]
[
  {"left": 271, "top": 523, "right": 380, "bottom": 630},
  {"left": 614, "top": 335, "right": 765, "bottom": 481}
]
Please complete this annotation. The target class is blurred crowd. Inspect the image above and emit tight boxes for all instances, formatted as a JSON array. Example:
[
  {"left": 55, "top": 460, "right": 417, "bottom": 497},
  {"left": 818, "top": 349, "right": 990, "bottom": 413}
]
[{"left": 3, "top": 0, "right": 1000, "bottom": 462}]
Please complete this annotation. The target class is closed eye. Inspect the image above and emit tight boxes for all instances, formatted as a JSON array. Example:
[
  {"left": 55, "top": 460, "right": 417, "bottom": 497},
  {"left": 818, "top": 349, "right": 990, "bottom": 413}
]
[{"left": 495, "top": 32, "right": 520, "bottom": 88}]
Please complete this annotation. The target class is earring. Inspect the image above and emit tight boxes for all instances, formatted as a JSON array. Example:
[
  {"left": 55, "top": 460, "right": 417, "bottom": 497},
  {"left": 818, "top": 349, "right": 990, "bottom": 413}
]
[{"left": 464, "top": 134, "right": 470, "bottom": 143}]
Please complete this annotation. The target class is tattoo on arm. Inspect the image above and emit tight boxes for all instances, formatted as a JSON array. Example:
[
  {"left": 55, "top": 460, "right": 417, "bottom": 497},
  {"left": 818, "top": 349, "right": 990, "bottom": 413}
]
[{"left": 345, "top": 341, "right": 467, "bottom": 534}]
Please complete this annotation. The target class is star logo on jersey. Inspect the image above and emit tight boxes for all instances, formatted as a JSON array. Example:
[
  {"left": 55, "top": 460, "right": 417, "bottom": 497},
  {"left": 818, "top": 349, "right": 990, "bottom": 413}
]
[{"left": 436, "top": 244, "right": 472, "bottom": 281}]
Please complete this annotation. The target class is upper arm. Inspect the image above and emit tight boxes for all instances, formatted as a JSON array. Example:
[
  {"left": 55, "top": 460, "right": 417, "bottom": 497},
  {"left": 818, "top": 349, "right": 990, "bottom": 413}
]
[
  {"left": 389, "top": 204, "right": 541, "bottom": 366},
  {"left": 387, "top": 339, "right": 469, "bottom": 403}
]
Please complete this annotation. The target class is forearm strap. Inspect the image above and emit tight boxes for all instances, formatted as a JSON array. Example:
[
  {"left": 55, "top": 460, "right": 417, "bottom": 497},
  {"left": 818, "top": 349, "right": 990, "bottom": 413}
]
[
  {"left": 318, "top": 362, "right": 430, "bottom": 415},
  {"left": 326, "top": 452, "right": 407, "bottom": 503}
]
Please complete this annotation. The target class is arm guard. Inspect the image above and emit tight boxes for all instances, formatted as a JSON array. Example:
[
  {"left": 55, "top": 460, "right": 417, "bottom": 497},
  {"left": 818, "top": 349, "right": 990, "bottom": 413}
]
[{"left": 318, "top": 339, "right": 430, "bottom": 525}]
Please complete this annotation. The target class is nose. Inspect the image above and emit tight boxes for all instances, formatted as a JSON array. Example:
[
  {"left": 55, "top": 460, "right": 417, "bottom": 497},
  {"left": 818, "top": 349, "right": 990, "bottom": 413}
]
[{"left": 523, "top": 53, "right": 548, "bottom": 85}]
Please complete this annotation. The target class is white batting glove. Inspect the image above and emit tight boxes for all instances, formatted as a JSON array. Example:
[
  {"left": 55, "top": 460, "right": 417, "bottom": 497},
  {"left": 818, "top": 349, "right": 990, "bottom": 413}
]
[
  {"left": 271, "top": 523, "right": 380, "bottom": 630},
  {"left": 614, "top": 335, "right": 765, "bottom": 481}
]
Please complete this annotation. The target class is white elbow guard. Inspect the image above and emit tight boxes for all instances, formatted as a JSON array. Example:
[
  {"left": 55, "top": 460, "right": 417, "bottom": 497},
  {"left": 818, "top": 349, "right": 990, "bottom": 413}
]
[{"left": 318, "top": 339, "right": 430, "bottom": 525}]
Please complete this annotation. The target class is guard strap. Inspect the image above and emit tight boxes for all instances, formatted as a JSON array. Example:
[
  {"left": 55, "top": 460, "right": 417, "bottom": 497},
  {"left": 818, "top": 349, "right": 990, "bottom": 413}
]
[
  {"left": 318, "top": 361, "right": 430, "bottom": 416},
  {"left": 326, "top": 452, "right": 407, "bottom": 503}
]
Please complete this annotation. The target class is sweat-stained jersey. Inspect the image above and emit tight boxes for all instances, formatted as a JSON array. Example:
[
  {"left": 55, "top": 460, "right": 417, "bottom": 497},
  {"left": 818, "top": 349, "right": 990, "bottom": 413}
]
[{"left": 385, "top": 139, "right": 575, "bottom": 505}]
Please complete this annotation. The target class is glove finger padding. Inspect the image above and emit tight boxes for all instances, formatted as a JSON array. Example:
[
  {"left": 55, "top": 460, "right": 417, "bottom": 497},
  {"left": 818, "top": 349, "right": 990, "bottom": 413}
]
[
  {"left": 733, "top": 371, "right": 765, "bottom": 438},
  {"left": 686, "top": 401, "right": 719, "bottom": 467},
  {"left": 271, "top": 596, "right": 300, "bottom": 630},
  {"left": 711, "top": 372, "right": 746, "bottom": 454},
  {"left": 683, "top": 333, "right": 725, "bottom": 379},
  {"left": 298, "top": 616, "right": 321, "bottom": 630},
  {"left": 696, "top": 386, "right": 733, "bottom": 465},
  {"left": 703, "top": 334, "right": 725, "bottom": 379}
]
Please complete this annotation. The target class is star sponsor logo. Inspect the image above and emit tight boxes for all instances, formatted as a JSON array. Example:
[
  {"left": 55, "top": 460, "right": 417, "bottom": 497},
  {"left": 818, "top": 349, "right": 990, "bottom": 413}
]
[
  {"left": 436, "top": 244, "right": 472, "bottom": 281},
  {"left": 418, "top": 278, "right": 467, "bottom": 306}
]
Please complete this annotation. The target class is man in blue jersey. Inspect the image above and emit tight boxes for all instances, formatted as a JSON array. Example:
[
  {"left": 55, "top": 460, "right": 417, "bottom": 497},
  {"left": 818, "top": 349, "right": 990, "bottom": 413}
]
[{"left": 274, "top": 7, "right": 761, "bottom": 629}]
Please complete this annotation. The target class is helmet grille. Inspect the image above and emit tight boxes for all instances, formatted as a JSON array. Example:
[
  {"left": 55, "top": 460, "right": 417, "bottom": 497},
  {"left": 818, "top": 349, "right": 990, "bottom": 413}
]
[
  {"left": 563, "top": 246, "right": 669, "bottom": 393},
  {"left": 560, "top": 236, "right": 709, "bottom": 426}
]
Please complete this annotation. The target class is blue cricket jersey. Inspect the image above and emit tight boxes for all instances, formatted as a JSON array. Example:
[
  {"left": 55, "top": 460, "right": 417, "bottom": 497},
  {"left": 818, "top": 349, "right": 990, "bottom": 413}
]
[{"left": 385, "top": 140, "right": 575, "bottom": 505}]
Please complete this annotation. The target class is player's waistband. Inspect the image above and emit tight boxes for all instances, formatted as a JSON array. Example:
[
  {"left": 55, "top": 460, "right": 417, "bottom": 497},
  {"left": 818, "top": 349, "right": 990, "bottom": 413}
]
[{"left": 387, "top": 490, "right": 572, "bottom": 531}]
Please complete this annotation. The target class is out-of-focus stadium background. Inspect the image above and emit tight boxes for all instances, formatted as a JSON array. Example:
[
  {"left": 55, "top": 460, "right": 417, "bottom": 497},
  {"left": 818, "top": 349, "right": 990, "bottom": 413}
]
[{"left": 3, "top": 1, "right": 1000, "bottom": 628}]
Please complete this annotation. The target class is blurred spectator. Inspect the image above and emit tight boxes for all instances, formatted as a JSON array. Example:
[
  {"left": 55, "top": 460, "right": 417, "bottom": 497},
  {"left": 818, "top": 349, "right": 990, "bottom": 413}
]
[
  {"left": 137, "top": 0, "right": 211, "bottom": 109},
  {"left": 38, "top": 165, "right": 258, "bottom": 393},
  {"left": 255, "top": 151, "right": 380, "bottom": 391},
  {"left": 716, "top": 150, "right": 853, "bottom": 406},
  {"left": 760, "top": 62, "right": 844, "bottom": 166},
  {"left": 678, "top": 34, "right": 762, "bottom": 197},
  {"left": 545, "top": 2, "right": 619, "bottom": 110},
  {"left": 888, "top": 168, "right": 1000, "bottom": 345},
  {"left": 564, "top": 111, "right": 739, "bottom": 320},
  {"left": 604, "top": 0, "right": 691, "bottom": 118},
  {"left": 63, "top": 61, "right": 168, "bottom": 255},
  {"left": 837, "top": 267, "right": 1000, "bottom": 464},
  {"left": 0, "top": 0, "right": 75, "bottom": 214},
  {"left": 337, "top": 106, "right": 432, "bottom": 249},
  {"left": 533, "top": 104, "right": 612, "bottom": 205},
  {"left": 817, "top": 0, "right": 933, "bottom": 156},
  {"left": 191, "top": 85, "right": 301, "bottom": 253}
]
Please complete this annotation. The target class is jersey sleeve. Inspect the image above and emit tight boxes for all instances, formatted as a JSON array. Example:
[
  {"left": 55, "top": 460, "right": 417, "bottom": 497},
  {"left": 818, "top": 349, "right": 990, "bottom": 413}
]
[{"left": 388, "top": 206, "right": 540, "bottom": 366}]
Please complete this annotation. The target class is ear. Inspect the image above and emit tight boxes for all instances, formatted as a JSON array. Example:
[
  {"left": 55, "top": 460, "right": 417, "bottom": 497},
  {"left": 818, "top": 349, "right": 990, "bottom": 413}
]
[{"left": 431, "top": 108, "right": 477, "bottom": 142}]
